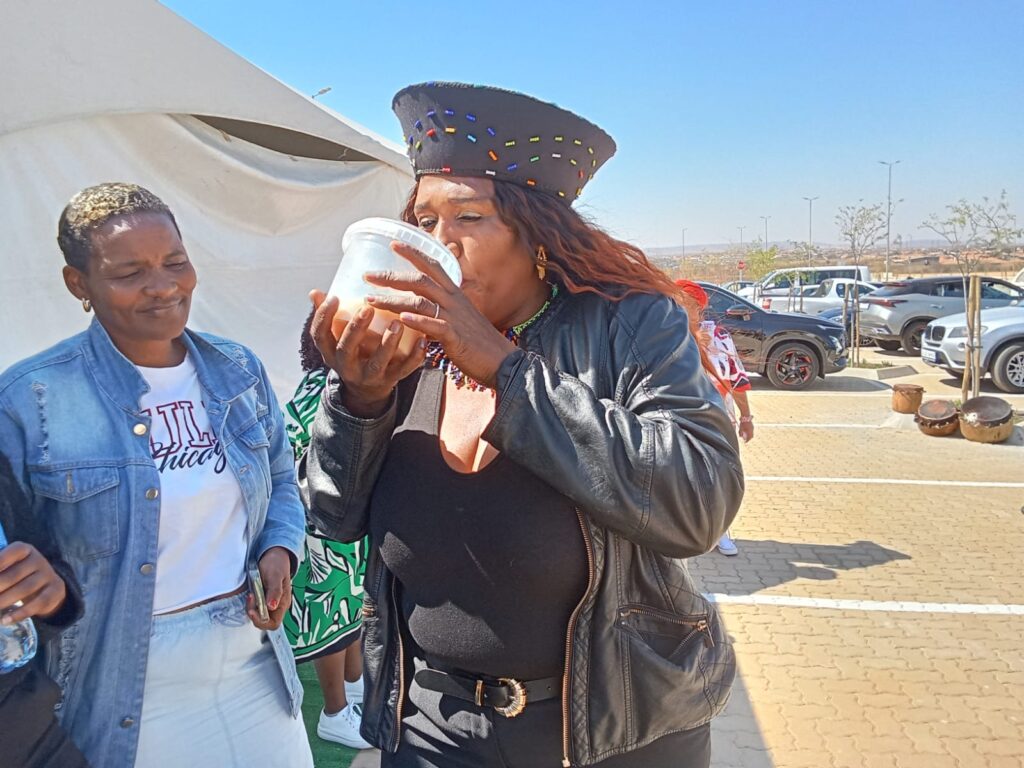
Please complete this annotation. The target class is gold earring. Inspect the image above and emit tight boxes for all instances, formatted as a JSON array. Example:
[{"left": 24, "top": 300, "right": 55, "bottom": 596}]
[
  {"left": 535, "top": 245, "right": 548, "bottom": 281},
  {"left": 82, "top": 298, "right": 92, "bottom": 313}
]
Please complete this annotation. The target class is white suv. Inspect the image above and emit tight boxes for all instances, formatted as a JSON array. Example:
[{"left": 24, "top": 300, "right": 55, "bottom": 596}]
[{"left": 921, "top": 306, "right": 1024, "bottom": 393}]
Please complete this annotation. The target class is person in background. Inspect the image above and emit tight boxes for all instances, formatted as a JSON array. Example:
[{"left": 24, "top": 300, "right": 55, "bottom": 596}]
[
  {"left": 283, "top": 309, "right": 371, "bottom": 750},
  {"left": 676, "top": 279, "right": 755, "bottom": 556},
  {"left": 0, "top": 183, "right": 312, "bottom": 768},
  {"left": 0, "top": 450, "right": 89, "bottom": 768},
  {"left": 301, "top": 82, "right": 744, "bottom": 768}
]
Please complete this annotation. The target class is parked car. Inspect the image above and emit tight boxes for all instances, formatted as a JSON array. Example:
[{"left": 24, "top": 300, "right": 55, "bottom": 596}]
[
  {"left": 921, "top": 306, "right": 1024, "bottom": 393},
  {"left": 721, "top": 279, "right": 754, "bottom": 293},
  {"left": 737, "top": 265, "right": 872, "bottom": 299},
  {"left": 858, "top": 276, "right": 1024, "bottom": 355},
  {"left": 819, "top": 305, "right": 874, "bottom": 346},
  {"left": 699, "top": 282, "right": 847, "bottom": 390},
  {"left": 761, "top": 278, "right": 878, "bottom": 315},
  {"left": 1014, "top": 266, "right": 1024, "bottom": 288}
]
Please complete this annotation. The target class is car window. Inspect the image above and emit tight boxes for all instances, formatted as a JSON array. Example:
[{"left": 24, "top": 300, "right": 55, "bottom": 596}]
[
  {"left": 872, "top": 282, "right": 916, "bottom": 297},
  {"left": 813, "top": 281, "right": 832, "bottom": 297},
  {"left": 934, "top": 281, "right": 965, "bottom": 298},
  {"left": 980, "top": 280, "right": 1021, "bottom": 300},
  {"left": 855, "top": 284, "right": 875, "bottom": 296},
  {"left": 707, "top": 288, "right": 738, "bottom": 315},
  {"left": 834, "top": 283, "right": 846, "bottom": 298}
]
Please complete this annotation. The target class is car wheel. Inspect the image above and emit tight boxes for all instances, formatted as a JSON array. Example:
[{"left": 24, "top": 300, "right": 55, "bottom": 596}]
[
  {"left": 900, "top": 321, "right": 927, "bottom": 355},
  {"left": 876, "top": 339, "right": 902, "bottom": 351},
  {"left": 765, "top": 342, "right": 821, "bottom": 390},
  {"left": 991, "top": 342, "right": 1024, "bottom": 394}
]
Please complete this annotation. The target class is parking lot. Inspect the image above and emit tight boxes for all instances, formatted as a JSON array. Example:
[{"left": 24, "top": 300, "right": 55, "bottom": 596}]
[{"left": 700, "top": 350, "right": 1024, "bottom": 768}]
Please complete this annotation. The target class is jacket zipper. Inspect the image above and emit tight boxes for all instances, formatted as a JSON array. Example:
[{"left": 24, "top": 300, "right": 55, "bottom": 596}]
[
  {"left": 562, "top": 507, "right": 596, "bottom": 768},
  {"left": 391, "top": 577, "right": 406, "bottom": 753},
  {"left": 617, "top": 606, "right": 714, "bottom": 648}
]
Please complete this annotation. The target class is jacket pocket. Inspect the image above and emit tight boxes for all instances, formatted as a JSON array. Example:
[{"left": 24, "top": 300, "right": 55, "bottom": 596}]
[
  {"left": 29, "top": 466, "right": 120, "bottom": 561},
  {"left": 617, "top": 603, "right": 713, "bottom": 663}
]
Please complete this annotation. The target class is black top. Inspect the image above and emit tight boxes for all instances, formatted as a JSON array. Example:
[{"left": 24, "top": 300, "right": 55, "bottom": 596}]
[{"left": 370, "top": 370, "right": 587, "bottom": 680}]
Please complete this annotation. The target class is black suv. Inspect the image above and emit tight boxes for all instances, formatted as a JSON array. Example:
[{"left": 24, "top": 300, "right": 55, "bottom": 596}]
[{"left": 700, "top": 282, "right": 847, "bottom": 390}]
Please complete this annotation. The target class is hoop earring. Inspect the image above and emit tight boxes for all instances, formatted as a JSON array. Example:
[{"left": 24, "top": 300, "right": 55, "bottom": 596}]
[
  {"left": 535, "top": 245, "right": 548, "bottom": 281},
  {"left": 82, "top": 298, "right": 92, "bottom": 313}
]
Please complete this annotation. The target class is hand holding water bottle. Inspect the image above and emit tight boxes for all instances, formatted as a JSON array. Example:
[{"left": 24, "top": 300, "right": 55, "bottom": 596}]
[{"left": 0, "top": 523, "right": 65, "bottom": 673}]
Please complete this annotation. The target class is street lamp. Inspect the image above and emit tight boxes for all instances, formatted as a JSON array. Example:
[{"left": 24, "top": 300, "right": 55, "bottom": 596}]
[
  {"left": 311, "top": 86, "right": 332, "bottom": 100},
  {"left": 760, "top": 216, "right": 771, "bottom": 251},
  {"left": 802, "top": 196, "right": 819, "bottom": 266},
  {"left": 879, "top": 160, "right": 900, "bottom": 280},
  {"left": 737, "top": 226, "right": 745, "bottom": 247},
  {"left": 681, "top": 227, "right": 688, "bottom": 258}
]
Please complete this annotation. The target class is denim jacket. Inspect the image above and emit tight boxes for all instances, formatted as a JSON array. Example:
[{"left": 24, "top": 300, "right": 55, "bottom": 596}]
[{"left": 0, "top": 319, "right": 305, "bottom": 768}]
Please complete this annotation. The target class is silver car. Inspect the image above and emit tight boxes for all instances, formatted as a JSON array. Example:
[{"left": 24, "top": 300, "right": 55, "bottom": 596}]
[
  {"left": 922, "top": 306, "right": 1024, "bottom": 393},
  {"left": 858, "top": 276, "right": 1023, "bottom": 354}
]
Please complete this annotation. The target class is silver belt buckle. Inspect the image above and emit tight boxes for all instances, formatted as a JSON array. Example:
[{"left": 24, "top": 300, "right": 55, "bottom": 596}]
[{"left": 494, "top": 677, "right": 528, "bottom": 718}]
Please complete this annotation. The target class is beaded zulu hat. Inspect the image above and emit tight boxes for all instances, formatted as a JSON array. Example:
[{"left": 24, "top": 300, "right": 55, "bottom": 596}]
[{"left": 392, "top": 82, "right": 616, "bottom": 205}]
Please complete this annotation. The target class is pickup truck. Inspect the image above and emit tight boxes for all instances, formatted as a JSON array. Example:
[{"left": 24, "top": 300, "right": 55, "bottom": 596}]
[{"left": 761, "top": 278, "right": 878, "bottom": 315}]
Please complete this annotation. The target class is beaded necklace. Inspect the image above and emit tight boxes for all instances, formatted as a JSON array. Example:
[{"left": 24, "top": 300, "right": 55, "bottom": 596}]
[{"left": 426, "top": 284, "right": 559, "bottom": 392}]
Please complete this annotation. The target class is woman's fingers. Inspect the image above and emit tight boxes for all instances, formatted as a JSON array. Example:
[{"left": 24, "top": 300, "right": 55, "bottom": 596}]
[
  {"left": 390, "top": 242, "right": 458, "bottom": 291},
  {"left": 309, "top": 291, "right": 340, "bottom": 360},
  {"left": 365, "top": 292, "right": 439, "bottom": 320}
]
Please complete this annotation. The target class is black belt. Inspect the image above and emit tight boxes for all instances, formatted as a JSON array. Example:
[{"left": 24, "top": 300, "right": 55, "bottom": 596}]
[{"left": 413, "top": 667, "right": 561, "bottom": 718}]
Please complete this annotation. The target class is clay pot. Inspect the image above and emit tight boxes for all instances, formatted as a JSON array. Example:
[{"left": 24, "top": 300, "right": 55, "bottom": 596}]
[
  {"left": 892, "top": 384, "right": 925, "bottom": 414},
  {"left": 959, "top": 396, "right": 1015, "bottom": 444},
  {"left": 915, "top": 399, "right": 959, "bottom": 437}
]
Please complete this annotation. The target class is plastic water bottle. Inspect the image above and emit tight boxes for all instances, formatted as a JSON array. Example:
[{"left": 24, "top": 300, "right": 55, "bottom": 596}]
[{"left": 0, "top": 522, "right": 38, "bottom": 673}]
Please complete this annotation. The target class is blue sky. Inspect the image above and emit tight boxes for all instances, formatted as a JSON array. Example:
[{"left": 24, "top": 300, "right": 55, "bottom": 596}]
[{"left": 163, "top": 0, "right": 1024, "bottom": 250}]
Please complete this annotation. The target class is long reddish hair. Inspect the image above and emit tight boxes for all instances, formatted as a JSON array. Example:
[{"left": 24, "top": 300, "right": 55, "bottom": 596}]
[{"left": 401, "top": 178, "right": 718, "bottom": 379}]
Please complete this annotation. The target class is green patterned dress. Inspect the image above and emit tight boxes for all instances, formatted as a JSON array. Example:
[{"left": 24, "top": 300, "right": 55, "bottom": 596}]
[{"left": 283, "top": 368, "right": 368, "bottom": 661}]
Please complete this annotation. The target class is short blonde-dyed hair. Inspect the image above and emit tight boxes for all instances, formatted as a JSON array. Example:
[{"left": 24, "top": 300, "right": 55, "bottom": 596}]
[{"left": 57, "top": 182, "right": 179, "bottom": 270}]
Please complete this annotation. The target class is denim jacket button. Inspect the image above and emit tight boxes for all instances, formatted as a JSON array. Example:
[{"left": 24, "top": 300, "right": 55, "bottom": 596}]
[
  {"left": 139, "top": 563, "right": 155, "bottom": 575},
  {"left": 145, "top": 488, "right": 159, "bottom": 500},
  {"left": 133, "top": 423, "right": 148, "bottom": 436},
  {"left": 120, "top": 717, "right": 135, "bottom": 728}
]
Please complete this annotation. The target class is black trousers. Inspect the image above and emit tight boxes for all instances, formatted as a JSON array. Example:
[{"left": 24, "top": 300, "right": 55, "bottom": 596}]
[
  {"left": 0, "top": 667, "right": 90, "bottom": 768},
  {"left": 381, "top": 659, "right": 711, "bottom": 768}
]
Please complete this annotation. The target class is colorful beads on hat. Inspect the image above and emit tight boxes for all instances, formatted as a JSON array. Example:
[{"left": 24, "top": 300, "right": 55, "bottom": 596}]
[
  {"left": 467, "top": 134, "right": 477, "bottom": 143},
  {"left": 529, "top": 136, "right": 541, "bottom": 143},
  {"left": 487, "top": 127, "right": 496, "bottom": 136},
  {"left": 444, "top": 108, "right": 455, "bottom": 116},
  {"left": 485, "top": 170, "right": 496, "bottom": 176},
  {"left": 426, "top": 128, "right": 437, "bottom": 138},
  {"left": 442, "top": 166, "right": 452, "bottom": 173},
  {"left": 507, "top": 162, "right": 518, "bottom": 172},
  {"left": 505, "top": 139, "right": 516, "bottom": 147},
  {"left": 465, "top": 113, "right": 477, "bottom": 122},
  {"left": 530, "top": 155, "right": 540, "bottom": 163},
  {"left": 526, "top": 179, "right": 537, "bottom": 186},
  {"left": 415, "top": 120, "right": 423, "bottom": 131},
  {"left": 573, "top": 139, "right": 582, "bottom": 146},
  {"left": 551, "top": 153, "right": 562, "bottom": 159},
  {"left": 488, "top": 150, "right": 499, "bottom": 161},
  {"left": 554, "top": 135, "right": 564, "bottom": 142},
  {"left": 415, "top": 141, "right": 423, "bottom": 150},
  {"left": 427, "top": 109, "right": 436, "bottom": 117},
  {"left": 444, "top": 126, "right": 456, "bottom": 134}
]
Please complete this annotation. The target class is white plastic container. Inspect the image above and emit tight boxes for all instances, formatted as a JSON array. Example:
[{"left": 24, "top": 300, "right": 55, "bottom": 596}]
[{"left": 327, "top": 218, "right": 462, "bottom": 356}]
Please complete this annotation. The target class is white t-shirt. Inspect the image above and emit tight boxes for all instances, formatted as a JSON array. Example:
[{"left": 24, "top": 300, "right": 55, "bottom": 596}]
[{"left": 138, "top": 355, "right": 248, "bottom": 615}]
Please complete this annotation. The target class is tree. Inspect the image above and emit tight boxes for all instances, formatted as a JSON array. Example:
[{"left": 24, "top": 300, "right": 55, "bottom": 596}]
[
  {"left": 744, "top": 241, "right": 778, "bottom": 281},
  {"left": 836, "top": 203, "right": 886, "bottom": 364},
  {"left": 921, "top": 192, "right": 1023, "bottom": 400}
]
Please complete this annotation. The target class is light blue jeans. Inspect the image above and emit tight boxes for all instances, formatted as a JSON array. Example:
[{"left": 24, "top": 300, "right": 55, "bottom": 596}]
[{"left": 134, "top": 594, "right": 313, "bottom": 768}]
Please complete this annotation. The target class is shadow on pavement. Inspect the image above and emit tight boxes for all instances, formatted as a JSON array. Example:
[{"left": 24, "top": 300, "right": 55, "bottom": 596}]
[{"left": 695, "top": 539, "right": 911, "bottom": 595}]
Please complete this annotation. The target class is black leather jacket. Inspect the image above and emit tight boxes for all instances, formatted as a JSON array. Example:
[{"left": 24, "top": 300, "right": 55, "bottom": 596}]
[{"left": 300, "top": 289, "right": 745, "bottom": 766}]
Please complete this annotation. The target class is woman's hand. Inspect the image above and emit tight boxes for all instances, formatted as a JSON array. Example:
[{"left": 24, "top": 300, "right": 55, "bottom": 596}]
[
  {"left": 364, "top": 242, "right": 516, "bottom": 389},
  {"left": 247, "top": 547, "right": 293, "bottom": 631},
  {"left": 0, "top": 542, "right": 67, "bottom": 624},
  {"left": 308, "top": 290, "right": 426, "bottom": 417}
]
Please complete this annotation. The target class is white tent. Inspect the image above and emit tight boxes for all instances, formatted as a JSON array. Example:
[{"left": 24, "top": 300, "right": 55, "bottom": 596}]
[{"left": 0, "top": 0, "right": 414, "bottom": 397}]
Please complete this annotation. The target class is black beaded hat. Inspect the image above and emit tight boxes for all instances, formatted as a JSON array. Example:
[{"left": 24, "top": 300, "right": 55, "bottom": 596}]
[{"left": 392, "top": 82, "right": 616, "bottom": 205}]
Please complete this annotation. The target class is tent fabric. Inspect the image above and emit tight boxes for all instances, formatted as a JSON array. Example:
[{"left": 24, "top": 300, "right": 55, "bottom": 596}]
[
  {"left": 0, "top": 112, "right": 413, "bottom": 398},
  {"left": 0, "top": 0, "right": 410, "bottom": 172}
]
